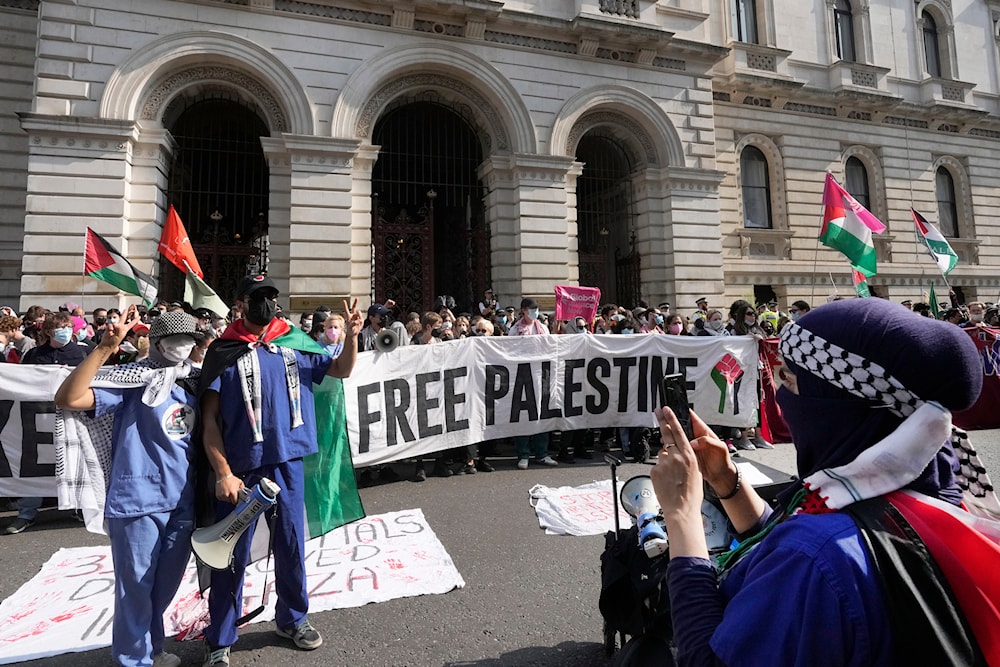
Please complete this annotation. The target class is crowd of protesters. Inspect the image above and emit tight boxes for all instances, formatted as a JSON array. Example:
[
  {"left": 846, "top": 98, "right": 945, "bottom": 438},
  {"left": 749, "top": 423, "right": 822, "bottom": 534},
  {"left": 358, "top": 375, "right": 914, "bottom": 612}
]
[{"left": 3, "top": 287, "right": 996, "bottom": 529}]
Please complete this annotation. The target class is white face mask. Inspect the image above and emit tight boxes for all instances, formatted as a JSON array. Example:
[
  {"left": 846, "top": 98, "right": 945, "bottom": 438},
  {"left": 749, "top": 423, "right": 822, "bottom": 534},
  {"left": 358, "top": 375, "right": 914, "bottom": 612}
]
[
  {"left": 156, "top": 335, "right": 196, "bottom": 365},
  {"left": 708, "top": 319, "right": 724, "bottom": 331},
  {"left": 970, "top": 313, "right": 984, "bottom": 323}
]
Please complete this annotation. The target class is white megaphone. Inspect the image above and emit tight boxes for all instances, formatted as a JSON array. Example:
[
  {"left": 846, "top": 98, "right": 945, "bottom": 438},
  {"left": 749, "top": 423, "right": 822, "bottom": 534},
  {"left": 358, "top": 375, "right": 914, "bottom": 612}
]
[
  {"left": 375, "top": 326, "right": 400, "bottom": 352},
  {"left": 191, "top": 477, "right": 280, "bottom": 570},
  {"left": 620, "top": 475, "right": 669, "bottom": 558}
]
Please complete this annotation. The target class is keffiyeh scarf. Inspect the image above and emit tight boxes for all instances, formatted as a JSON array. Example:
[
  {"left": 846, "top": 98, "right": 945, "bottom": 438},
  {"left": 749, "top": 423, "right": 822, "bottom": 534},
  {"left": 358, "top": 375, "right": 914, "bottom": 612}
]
[{"left": 55, "top": 360, "right": 200, "bottom": 534}]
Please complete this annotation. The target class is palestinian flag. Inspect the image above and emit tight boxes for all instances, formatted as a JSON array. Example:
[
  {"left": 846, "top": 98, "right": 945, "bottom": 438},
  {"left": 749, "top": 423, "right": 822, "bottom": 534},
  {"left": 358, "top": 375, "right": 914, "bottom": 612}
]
[
  {"left": 912, "top": 208, "right": 958, "bottom": 275},
  {"left": 84, "top": 228, "right": 158, "bottom": 306},
  {"left": 819, "top": 173, "right": 886, "bottom": 277},
  {"left": 852, "top": 267, "right": 871, "bottom": 298}
]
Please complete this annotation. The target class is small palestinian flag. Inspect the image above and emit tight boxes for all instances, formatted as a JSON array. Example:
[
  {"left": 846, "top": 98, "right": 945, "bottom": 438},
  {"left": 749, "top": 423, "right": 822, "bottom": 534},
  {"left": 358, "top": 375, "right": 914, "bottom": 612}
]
[
  {"left": 84, "top": 228, "right": 158, "bottom": 306},
  {"left": 852, "top": 267, "right": 871, "bottom": 298}
]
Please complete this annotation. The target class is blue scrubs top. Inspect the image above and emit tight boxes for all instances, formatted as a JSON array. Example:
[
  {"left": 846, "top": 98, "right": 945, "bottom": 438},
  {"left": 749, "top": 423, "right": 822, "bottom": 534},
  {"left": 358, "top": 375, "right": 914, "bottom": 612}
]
[
  {"left": 94, "top": 384, "right": 197, "bottom": 519},
  {"left": 206, "top": 347, "right": 332, "bottom": 473}
]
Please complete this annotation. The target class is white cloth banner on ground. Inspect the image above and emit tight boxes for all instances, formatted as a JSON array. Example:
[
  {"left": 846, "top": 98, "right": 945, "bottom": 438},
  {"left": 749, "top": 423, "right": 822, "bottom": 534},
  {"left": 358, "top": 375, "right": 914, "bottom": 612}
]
[
  {"left": 0, "top": 335, "right": 759, "bottom": 495},
  {"left": 529, "top": 480, "right": 631, "bottom": 536},
  {"left": 0, "top": 509, "right": 462, "bottom": 665},
  {"left": 346, "top": 334, "right": 760, "bottom": 466}
]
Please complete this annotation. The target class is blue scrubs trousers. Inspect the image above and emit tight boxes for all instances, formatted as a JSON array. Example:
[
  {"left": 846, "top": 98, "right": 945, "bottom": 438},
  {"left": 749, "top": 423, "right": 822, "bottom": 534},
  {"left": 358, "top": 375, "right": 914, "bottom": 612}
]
[
  {"left": 204, "top": 459, "right": 308, "bottom": 649},
  {"left": 107, "top": 507, "right": 194, "bottom": 667}
]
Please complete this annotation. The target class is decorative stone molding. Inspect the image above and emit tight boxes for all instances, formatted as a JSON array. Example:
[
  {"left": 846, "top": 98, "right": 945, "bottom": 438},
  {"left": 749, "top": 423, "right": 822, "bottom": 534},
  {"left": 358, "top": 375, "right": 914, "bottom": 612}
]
[
  {"left": 733, "top": 133, "right": 788, "bottom": 230},
  {"left": 737, "top": 228, "right": 795, "bottom": 259},
  {"left": 837, "top": 143, "right": 888, "bottom": 224},
  {"left": 100, "top": 31, "right": 312, "bottom": 134},
  {"left": 356, "top": 73, "right": 508, "bottom": 151},
  {"left": 550, "top": 85, "right": 686, "bottom": 167},
  {"left": 144, "top": 66, "right": 288, "bottom": 132},
  {"left": 19, "top": 113, "right": 138, "bottom": 153},
  {"left": 565, "top": 111, "right": 656, "bottom": 166},
  {"left": 931, "top": 154, "right": 976, "bottom": 241}
]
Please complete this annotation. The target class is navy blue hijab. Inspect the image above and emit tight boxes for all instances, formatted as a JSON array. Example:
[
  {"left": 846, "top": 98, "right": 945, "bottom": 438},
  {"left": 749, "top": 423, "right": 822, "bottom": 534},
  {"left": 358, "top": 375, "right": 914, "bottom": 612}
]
[{"left": 777, "top": 299, "right": 983, "bottom": 504}]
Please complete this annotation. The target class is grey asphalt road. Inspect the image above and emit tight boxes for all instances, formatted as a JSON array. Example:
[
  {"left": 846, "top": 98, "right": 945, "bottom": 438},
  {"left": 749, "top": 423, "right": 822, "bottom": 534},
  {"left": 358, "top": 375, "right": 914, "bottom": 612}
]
[{"left": 3, "top": 428, "right": 999, "bottom": 667}]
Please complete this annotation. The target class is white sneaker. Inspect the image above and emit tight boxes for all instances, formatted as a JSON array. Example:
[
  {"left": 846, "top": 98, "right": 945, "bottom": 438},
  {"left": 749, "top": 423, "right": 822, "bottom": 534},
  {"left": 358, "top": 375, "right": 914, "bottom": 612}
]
[
  {"left": 153, "top": 652, "right": 182, "bottom": 667},
  {"left": 536, "top": 456, "right": 559, "bottom": 467},
  {"left": 517, "top": 458, "right": 529, "bottom": 470}
]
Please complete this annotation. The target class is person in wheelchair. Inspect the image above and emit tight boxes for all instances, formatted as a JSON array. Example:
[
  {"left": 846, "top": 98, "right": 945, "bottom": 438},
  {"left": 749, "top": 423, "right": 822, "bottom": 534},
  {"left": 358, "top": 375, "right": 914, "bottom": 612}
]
[{"left": 650, "top": 298, "right": 999, "bottom": 666}]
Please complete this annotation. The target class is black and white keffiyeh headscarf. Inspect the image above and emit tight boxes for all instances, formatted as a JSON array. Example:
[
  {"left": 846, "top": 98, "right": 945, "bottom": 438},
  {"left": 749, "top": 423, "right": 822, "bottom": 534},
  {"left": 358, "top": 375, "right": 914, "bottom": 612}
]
[{"left": 776, "top": 299, "right": 996, "bottom": 515}]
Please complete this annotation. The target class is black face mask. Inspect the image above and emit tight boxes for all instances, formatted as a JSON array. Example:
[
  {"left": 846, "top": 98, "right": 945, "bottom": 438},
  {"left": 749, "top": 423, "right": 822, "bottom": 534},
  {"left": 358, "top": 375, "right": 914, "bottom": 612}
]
[{"left": 246, "top": 296, "right": 277, "bottom": 326}]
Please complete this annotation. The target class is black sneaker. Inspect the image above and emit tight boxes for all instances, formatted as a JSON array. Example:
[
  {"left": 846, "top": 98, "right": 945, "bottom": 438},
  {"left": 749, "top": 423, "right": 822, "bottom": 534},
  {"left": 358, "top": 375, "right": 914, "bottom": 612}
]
[
  {"left": 411, "top": 469, "right": 427, "bottom": 483},
  {"left": 4, "top": 518, "right": 35, "bottom": 535},
  {"left": 432, "top": 464, "right": 454, "bottom": 478},
  {"left": 276, "top": 619, "right": 323, "bottom": 650},
  {"left": 475, "top": 459, "right": 495, "bottom": 473},
  {"left": 202, "top": 644, "right": 230, "bottom": 667}
]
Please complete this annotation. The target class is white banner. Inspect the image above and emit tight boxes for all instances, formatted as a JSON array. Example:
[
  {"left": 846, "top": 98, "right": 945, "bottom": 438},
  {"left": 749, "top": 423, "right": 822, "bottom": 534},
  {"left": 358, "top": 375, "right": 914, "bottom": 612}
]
[
  {"left": 0, "top": 365, "right": 69, "bottom": 497},
  {"left": 0, "top": 335, "right": 759, "bottom": 494},
  {"left": 529, "top": 479, "right": 630, "bottom": 536},
  {"left": 346, "top": 335, "right": 760, "bottom": 466},
  {"left": 0, "top": 508, "right": 463, "bottom": 664}
]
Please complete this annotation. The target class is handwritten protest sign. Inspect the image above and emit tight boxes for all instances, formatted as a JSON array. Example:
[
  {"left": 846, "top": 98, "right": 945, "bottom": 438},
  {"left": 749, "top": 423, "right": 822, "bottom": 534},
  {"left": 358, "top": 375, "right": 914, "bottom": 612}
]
[
  {"left": 529, "top": 480, "right": 630, "bottom": 536},
  {"left": 0, "top": 509, "right": 462, "bottom": 664}
]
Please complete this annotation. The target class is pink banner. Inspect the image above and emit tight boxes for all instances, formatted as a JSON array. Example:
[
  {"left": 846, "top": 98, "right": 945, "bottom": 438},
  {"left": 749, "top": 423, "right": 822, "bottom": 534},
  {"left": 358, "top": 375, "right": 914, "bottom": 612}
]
[{"left": 554, "top": 285, "right": 601, "bottom": 321}]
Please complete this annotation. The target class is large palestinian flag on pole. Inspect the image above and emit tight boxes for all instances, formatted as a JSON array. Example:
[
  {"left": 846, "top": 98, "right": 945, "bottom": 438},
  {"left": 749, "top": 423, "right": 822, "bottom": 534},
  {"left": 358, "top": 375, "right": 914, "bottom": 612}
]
[
  {"left": 84, "top": 228, "right": 158, "bottom": 306},
  {"left": 819, "top": 172, "right": 886, "bottom": 277}
]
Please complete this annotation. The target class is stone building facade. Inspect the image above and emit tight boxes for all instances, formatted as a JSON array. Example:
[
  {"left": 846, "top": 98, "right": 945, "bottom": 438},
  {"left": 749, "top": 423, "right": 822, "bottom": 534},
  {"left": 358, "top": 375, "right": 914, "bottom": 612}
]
[{"left": 0, "top": 0, "right": 998, "bottom": 315}]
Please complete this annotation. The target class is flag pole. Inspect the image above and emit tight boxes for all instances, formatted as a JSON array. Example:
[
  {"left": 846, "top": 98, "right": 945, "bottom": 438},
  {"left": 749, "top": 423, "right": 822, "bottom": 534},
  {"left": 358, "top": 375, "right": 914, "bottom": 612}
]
[{"left": 827, "top": 272, "right": 839, "bottom": 297}]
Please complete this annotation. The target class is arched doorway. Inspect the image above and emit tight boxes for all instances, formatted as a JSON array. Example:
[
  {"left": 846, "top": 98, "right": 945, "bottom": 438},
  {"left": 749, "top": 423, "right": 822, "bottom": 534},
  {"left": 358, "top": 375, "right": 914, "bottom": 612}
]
[
  {"left": 162, "top": 96, "right": 270, "bottom": 306},
  {"left": 576, "top": 132, "right": 639, "bottom": 307},
  {"left": 371, "top": 100, "right": 488, "bottom": 316}
]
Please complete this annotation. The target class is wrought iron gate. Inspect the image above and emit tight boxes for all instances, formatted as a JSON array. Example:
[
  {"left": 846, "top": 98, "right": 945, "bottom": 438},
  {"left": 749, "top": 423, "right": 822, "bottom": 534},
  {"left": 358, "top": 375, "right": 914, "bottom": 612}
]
[
  {"left": 163, "top": 97, "right": 269, "bottom": 305},
  {"left": 372, "top": 198, "right": 434, "bottom": 316}
]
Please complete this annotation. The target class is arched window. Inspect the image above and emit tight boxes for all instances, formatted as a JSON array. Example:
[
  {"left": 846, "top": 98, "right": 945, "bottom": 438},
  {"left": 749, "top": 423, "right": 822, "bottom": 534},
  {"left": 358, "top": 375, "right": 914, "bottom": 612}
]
[
  {"left": 740, "top": 146, "right": 772, "bottom": 228},
  {"left": 923, "top": 11, "right": 942, "bottom": 77},
  {"left": 935, "top": 167, "right": 959, "bottom": 237},
  {"left": 845, "top": 157, "right": 870, "bottom": 210},
  {"left": 834, "top": 0, "right": 856, "bottom": 62},
  {"left": 732, "top": 0, "right": 759, "bottom": 44}
]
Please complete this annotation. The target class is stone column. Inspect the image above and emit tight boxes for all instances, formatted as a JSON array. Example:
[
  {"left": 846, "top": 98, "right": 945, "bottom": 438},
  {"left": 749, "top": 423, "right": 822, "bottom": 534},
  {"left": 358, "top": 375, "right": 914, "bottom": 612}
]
[
  {"left": 261, "top": 135, "right": 364, "bottom": 314},
  {"left": 478, "top": 153, "right": 579, "bottom": 308},
  {"left": 18, "top": 113, "right": 155, "bottom": 311},
  {"left": 636, "top": 165, "right": 725, "bottom": 311}
]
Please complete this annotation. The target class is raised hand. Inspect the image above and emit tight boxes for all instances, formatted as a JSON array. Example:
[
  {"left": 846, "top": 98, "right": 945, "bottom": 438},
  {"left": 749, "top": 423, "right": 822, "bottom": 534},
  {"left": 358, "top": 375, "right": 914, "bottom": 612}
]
[
  {"left": 343, "top": 298, "right": 363, "bottom": 337},
  {"left": 98, "top": 304, "right": 139, "bottom": 350}
]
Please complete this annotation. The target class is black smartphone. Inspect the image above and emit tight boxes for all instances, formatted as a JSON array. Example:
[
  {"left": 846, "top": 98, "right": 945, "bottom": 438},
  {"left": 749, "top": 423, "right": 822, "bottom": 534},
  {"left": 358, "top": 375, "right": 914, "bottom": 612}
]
[{"left": 660, "top": 373, "right": 694, "bottom": 441}]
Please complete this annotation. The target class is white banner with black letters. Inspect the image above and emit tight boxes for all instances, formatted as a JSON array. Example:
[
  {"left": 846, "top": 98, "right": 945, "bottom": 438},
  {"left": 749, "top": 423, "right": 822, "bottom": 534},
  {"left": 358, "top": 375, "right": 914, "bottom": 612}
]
[
  {"left": 0, "top": 336, "right": 759, "bottom": 494},
  {"left": 345, "top": 334, "right": 760, "bottom": 467}
]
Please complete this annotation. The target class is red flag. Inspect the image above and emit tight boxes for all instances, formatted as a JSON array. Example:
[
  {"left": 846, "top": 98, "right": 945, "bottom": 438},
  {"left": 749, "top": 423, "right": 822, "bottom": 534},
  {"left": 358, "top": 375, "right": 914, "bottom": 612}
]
[{"left": 158, "top": 206, "right": 203, "bottom": 278}]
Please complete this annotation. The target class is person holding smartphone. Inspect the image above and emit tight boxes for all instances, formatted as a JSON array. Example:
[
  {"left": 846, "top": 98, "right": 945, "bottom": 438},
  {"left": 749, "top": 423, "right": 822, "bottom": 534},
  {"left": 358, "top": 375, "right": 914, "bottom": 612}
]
[{"left": 649, "top": 298, "right": 997, "bottom": 666}]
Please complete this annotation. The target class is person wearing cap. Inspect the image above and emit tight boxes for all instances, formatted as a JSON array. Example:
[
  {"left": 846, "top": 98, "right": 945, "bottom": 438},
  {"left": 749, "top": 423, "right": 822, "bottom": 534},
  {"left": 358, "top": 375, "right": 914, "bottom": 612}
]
[
  {"left": 692, "top": 298, "right": 708, "bottom": 323},
  {"left": 650, "top": 298, "right": 998, "bottom": 665},
  {"left": 508, "top": 297, "right": 558, "bottom": 469},
  {"left": 54, "top": 306, "right": 205, "bottom": 667},
  {"left": 359, "top": 302, "right": 392, "bottom": 351},
  {"left": 478, "top": 288, "right": 500, "bottom": 315},
  {"left": 198, "top": 275, "right": 364, "bottom": 666},
  {"left": 900, "top": 299, "right": 913, "bottom": 310}
]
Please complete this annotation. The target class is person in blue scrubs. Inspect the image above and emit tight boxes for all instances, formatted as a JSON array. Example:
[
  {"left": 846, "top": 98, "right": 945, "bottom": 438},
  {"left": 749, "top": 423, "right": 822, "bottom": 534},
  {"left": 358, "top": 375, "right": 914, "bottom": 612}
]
[
  {"left": 55, "top": 307, "right": 205, "bottom": 667},
  {"left": 199, "top": 276, "right": 363, "bottom": 667}
]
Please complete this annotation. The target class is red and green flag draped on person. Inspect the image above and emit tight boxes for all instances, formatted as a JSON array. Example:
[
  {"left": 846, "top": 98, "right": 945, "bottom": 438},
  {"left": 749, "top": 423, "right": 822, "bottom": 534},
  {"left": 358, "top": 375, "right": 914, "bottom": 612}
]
[{"left": 198, "top": 317, "right": 365, "bottom": 544}]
